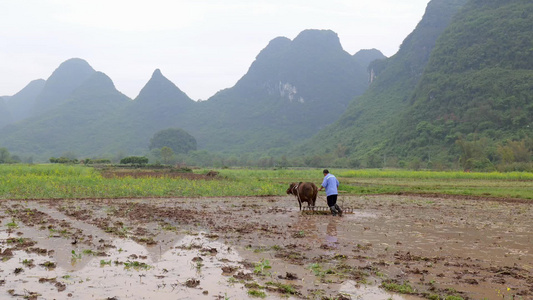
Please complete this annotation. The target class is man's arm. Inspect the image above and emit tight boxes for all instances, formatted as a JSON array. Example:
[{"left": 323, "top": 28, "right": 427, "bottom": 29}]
[{"left": 319, "top": 176, "right": 327, "bottom": 191}]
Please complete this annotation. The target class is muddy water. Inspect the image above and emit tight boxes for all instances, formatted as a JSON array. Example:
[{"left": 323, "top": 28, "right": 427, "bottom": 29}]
[
  {"left": 0, "top": 228, "right": 257, "bottom": 299},
  {"left": 1, "top": 195, "right": 532, "bottom": 299}
]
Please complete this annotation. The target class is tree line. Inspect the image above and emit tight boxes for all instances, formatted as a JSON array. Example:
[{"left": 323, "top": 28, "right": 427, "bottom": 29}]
[{"left": 2, "top": 131, "right": 531, "bottom": 171}]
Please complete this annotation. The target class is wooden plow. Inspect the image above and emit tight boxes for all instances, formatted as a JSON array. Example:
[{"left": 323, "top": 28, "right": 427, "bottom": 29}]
[{"left": 301, "top": 206, "right": 354, "bottom": 215}]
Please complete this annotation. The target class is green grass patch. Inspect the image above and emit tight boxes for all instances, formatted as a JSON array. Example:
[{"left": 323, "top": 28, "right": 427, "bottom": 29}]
[
  {"left": 124, "top": 261, "right": 151, "bottom": 270},
  {"left": 381, "top": 281, "right": 416, "bottom": 294},
  {"left": 265, "top": 281, "right": 299, "bottom": 295},
  {"left": 0, "top": 165, "right": 282, "bottom": 199},
  {"left": 0, "top": 165, "right": 531, "bottom": 200},
  {"left": 445, "top": 296, "right": 465, "bottom": 300},
  {"left": 247, "top": 289, "right": 267, "bottom": 298}
]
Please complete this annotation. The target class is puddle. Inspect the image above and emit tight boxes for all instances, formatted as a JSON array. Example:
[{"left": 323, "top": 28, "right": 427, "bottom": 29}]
[
  {"left": 0, "top": 230, "right": 254, "bottom": 299},
  {"left": 1, "top": 196, "right": 532, "bottom": 299},
  {"left": 339, "top": 280, "right": 421, "bottom": 300}
]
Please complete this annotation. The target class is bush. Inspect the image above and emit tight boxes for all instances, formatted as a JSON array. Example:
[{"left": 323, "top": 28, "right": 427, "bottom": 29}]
[
  {"left": 50, "top": 157, "right": 79, "bottom": 164},
  {"left": 120, "top": 156, "right": 149, "bottom": 165},
  {"left": 0, "top": 147, "right": 21, "bottom": 164},
  {"left": 496, "top": 162, "right": 533, "bottom": 172},
  {"left": 83, "top": 158, "right": 112, "bottom": 165}
]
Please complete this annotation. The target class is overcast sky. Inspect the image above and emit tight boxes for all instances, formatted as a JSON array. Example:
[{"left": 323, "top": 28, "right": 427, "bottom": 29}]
[{"left": 1, "top": 0, "right": 430, "bottom": 101}]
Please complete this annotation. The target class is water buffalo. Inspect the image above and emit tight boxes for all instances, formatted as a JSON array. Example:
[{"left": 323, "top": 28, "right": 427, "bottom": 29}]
[{"left": 286, "top": 182, "right": 318, "bottom": 210}]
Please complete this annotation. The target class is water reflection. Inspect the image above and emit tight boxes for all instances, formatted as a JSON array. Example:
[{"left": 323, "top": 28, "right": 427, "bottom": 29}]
[{"left": 325, "top": 218, "right": 338, "bottom": 248}]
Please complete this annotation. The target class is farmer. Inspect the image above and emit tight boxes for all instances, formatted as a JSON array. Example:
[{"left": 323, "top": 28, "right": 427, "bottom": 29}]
[{"left": 318, "top": 169, "right": 342, "bottom": 216}]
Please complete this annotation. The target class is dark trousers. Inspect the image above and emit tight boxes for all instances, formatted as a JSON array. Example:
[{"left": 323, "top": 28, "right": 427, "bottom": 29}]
[{"left": 327, "top": 195, "right": 338, "bottom": 207}]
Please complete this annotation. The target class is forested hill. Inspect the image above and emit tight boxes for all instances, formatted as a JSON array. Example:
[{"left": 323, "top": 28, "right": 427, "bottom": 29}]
[
  {"left": 31, "top": 59, "right": 96, "bottom": 116},
  {"left": 0, "top": 72, "right": 131, "bottom": 157},
  {"left": 352, "top": 49, "right": 386, "bottom": 70},
  {"left": 0, "top": 30, "right": 381, "bottom": 160},
  {"left": 4, "top": 79, "right": 46, "bottom": 122},
  {"left": 393, "top": 0, "right": 533, "bottom": 170},
  {"left": 294, "top": 0, "right": 469, "bottom": 167},
  {"left": 189, "top": 29, "right": 378, "bottom": 152},
  {"left": 4, "top": 0, "right": 530, "bottom": 169},
  {"left": 0, "top": 98, "right": 12, "bottom": 129},
  {"left": 95, "top": 29, "right": 379, "bottom": 155}
]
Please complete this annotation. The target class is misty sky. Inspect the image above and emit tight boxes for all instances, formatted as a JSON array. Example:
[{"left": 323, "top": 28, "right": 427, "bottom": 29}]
[{"left": 1, "top": 0, "right": 430, "bottom": 101}]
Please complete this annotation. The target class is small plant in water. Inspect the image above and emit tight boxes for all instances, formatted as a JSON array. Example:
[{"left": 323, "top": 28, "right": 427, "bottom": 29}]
[
  {"left": 6, "top": 218, "right": 18, "bottom": 229},
  {"left": 41, "top": 261, "right": 57, "bottom": 269},
  {"left": 265, "top": 281, "right": 298, "bottom": 295},
  {"left": 309, "top": 263, "right": 326, "bottom": 277},
  {"left": 253, "top": 259, "right": 272, "bottom": 276},
  {"left": 381, "top": 280, "right": 415, "bottom": 294},
  {"left": 195, "top": 260, "right": 204, "bottom": 271},
  {"left": 293, "top": 230, "right": 306, "bottom": 238},
  {"left": 247, "top": 289, "right": 266, "bottom": 298},
  {"left": 100, "top": 260, "right": 112, "bottom": 266},
  {"left": 21, "top": 259, "right": 34, "bottom": 266},
  {"left": 227, "top": 276, "right": 238, "bottom": 285},
  {"left": 271, "top": 245, "right": 282, "bottom": 251},
  {"left": 124, "top": 260, "right": 151, "bottom": 270},
  {"left": 71, "top": 250, "right": 82, "bottom": 260},
  {"left": 161, "top": 223, "right": 177, "bottom": 231},
  {"left": 82, "top": 249, "right": 94, "bottom": 255}
]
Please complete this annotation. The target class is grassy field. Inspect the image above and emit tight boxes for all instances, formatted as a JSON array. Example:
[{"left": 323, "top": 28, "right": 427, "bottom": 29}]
[{"left": 0, "top": 164, "right": 532, "bottom": 200}]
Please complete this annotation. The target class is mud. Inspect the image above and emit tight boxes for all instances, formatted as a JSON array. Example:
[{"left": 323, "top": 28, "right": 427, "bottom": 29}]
[{"left": 0, "top": 195, "right": 532, "bottom": 299}]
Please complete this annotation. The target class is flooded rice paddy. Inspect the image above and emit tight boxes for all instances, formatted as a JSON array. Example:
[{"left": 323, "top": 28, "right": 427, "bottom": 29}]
[{"left": 0, "top": 195, "right": 531, "bottom": 299}]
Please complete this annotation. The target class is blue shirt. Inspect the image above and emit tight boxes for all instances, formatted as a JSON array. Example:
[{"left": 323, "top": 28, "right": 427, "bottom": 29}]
[{"left": 321, "top": 174, "right": 339, "bottom": 196}]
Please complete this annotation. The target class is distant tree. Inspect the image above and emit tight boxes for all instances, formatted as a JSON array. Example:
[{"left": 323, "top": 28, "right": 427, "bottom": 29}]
[
  {"left": 0, "top": 147, "right": 11, "bottom": 163},
  {"left": 506, "top": 140, "right": 531, "bottom": 162},
  {"left": 160, "top": 147, "right": 175, "bottom": 165},
  {"left": 120, "top": 156, "right": 148, "bottom": 165},
  {"left": 334, "top": 144, "right": 348, "bottom": 158},
  {"left": 408, "top": 158, "right": 422, "bottom": 171},
  {"left": 187, "top": 150, "right": 213, "bottom": 167},
  {"left": 149, "top": 128, "right": 197, "bottom": 154},
  {"left": 61, "top": 151, "right": 78, "bottom": 160},
  {"left": 365, "top": 153, "right": 382, "bottom": 168},
  {"left": 279, "top": 155, "right": 289, "bottom": 168},
  {"left": 114, "top": 151, "right": 126, "bottom": 164},
  {"left": 456, "top": 138, "right": 479, "bottom": 171},
  {"left": 455, "top": 137, "right": 495, "bottom": 171}
]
